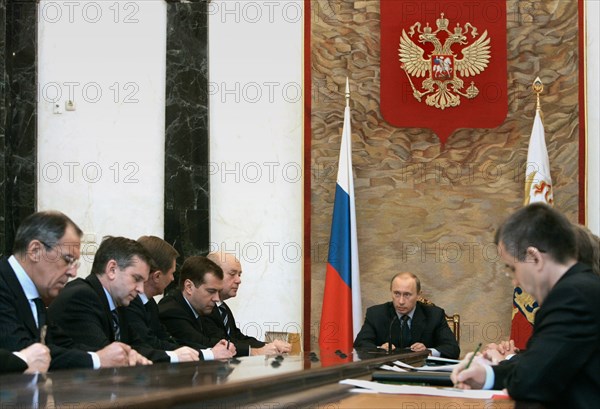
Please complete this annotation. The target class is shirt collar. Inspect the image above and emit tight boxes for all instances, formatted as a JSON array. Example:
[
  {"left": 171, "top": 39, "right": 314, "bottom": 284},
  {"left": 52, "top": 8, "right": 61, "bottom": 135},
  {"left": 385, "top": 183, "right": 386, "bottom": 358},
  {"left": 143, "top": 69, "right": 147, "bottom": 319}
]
[
  {"left": 396, "top": 305, "right": 416, "bottom": 321},
  {"left": 9, "top": 255, "right": 40, "bottom": 301},
  {"left": 102, "top": 286, "right": 117, "bottom": 311},
  {"left": 183, "top": 294, "right": 199, "bottom": 319},
  {"left": 139, "top": 292, "right": 149, "bottom": 305}
]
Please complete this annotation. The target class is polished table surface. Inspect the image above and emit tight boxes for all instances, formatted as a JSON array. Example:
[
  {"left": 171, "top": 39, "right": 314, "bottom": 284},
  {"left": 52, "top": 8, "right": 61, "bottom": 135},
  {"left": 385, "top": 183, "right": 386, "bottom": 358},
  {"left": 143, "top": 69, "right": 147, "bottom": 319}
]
[{"left": 0, "top": 349, "right": 430, "bottom": 408}]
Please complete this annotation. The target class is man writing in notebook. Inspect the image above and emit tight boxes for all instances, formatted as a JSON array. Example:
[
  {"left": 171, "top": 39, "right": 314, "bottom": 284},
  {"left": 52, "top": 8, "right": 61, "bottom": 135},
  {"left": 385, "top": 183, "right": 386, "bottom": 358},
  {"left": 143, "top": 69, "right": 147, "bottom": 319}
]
[{"left": 452, "top": 203, "right": 600, "bottom": 408}]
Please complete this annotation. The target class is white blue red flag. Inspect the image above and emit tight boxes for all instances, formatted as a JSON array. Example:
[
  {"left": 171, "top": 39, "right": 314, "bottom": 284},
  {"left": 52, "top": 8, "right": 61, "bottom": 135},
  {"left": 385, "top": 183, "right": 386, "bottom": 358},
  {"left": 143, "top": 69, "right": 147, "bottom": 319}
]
[{"left": 319, "top": 91, "right": 362, "bottom": 354}]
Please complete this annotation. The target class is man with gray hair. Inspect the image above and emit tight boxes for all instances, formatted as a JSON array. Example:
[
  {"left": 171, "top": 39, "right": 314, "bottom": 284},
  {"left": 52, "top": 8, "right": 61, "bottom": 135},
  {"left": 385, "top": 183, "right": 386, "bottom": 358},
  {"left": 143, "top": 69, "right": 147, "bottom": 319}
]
[
  {"left": 203, "top": 251, "right": 291, "bottom": 356},
  {"left": 0, "top": 211, "right": 138, "bottom": 370}
]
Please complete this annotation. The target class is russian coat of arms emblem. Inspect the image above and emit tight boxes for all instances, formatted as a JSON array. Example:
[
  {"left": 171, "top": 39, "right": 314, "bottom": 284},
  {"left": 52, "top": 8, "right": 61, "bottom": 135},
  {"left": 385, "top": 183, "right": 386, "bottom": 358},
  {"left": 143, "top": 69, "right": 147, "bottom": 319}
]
[
  {"left": 380, "top": 0, "right": 507, "bottom": 143},
  {"left": 399, "top": 13, "right": 491, "bottom": 110}
]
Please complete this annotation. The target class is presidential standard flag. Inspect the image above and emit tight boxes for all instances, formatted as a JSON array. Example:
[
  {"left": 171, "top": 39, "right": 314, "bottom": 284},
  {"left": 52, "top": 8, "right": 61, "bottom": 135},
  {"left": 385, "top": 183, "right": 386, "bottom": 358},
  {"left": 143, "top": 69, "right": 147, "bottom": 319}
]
[
  {"left": 319, "top": 87, "right": 362, "bottom": 354},
  {"left": 511, "top": 108, "right": 553, "bottom": 350}
]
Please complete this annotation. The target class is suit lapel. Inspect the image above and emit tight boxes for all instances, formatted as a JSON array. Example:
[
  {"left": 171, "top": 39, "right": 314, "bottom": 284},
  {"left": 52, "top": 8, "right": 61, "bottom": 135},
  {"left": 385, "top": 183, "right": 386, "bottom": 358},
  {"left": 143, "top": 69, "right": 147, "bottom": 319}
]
[
  {"left": 0, "top": 258, "right": 39, "bottom": 337},
  {"left": 175, "top": 291, "right": 203, "bottom": 331},
  {"left": 85, "top": 274, "right": 116, "bottom": 341},
  {"left": 411, "top": 302, "right": 426, "bottom": 342}
]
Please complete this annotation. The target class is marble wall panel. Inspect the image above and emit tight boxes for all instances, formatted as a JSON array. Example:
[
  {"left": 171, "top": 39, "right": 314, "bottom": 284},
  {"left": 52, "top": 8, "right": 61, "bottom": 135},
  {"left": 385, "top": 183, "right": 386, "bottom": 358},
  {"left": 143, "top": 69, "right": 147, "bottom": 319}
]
[
  {"left": 0, "top": 0, "right": 37, "bottom": 254},
  {"left": 164, "top": 0, "right": 210, "bottom": 265},
  {"left": 310, "top": 0, "right": 580, "bottom": 355}
]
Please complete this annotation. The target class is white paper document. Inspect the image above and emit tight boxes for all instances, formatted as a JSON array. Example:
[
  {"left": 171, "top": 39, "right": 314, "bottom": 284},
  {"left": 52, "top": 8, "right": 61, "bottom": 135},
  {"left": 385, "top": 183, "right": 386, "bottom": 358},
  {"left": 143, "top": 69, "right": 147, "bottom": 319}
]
[
  {"left": 340, "top": 379, "right": 508, "bottom": 399},
  {"left": 379, "top": 364, "right": 407, "bottom": 372},
  {"left": 392, "top": 360, "right": 457, "bottom": 372}
]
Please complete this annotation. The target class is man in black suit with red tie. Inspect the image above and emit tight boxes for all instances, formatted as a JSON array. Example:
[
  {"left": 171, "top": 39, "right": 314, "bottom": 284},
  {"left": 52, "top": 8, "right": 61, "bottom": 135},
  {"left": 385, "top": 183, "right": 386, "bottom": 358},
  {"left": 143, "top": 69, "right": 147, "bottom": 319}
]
[
  {"left": 452, "top": 203, "right": 600, "bottom": 408},
  {"left": 203, "top": 251, "right": 291, "bottom": 356},
  {"left": 0, "top": 211, "right": 136, "bottom": 370}
]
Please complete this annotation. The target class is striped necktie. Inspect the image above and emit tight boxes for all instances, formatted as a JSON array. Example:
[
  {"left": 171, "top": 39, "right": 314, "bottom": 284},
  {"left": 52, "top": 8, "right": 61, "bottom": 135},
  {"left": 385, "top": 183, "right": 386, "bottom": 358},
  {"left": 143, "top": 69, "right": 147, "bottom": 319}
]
[
  {"left": 111, "top": 309, "right": 121, "bottom": 341},
  {"left": 218, "top": 304, "right": 230, "bottom": 337}
]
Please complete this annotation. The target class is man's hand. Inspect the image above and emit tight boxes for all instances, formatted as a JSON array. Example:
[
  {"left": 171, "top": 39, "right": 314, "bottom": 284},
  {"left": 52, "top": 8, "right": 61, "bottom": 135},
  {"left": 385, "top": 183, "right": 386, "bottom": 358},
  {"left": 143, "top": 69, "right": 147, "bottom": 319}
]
[
  {"left": 450, "top": 352, "right": 489, "bottom": 389},
  {"left": 20, "top": 343, "right": 51, "bottom": 374},
  {"left": 212, "top": 339, "right": 236, "bottom": 359},
  {"left": 127, "top": 348, "right": 152, "bottom": 366},
  {"left": 483, "top": 340, "right": 519, "bottom": 363},
  {"left": 174, "top": 346, "right": 200, "bottom": 362},
  {"left": 250, "top": 340, "right": 291, "bottom": 356},
  {"left": 409, "top": 342, "right": 428, "bottom": 352},
  {"left": 272, "top": 339, "right": 292, "bottom": 353},
  {"left": 97, "top": 342, "right": 133, "bottom": 368},
  {"left": 378, "top": 342, "right": 395, "bottom": 351}
]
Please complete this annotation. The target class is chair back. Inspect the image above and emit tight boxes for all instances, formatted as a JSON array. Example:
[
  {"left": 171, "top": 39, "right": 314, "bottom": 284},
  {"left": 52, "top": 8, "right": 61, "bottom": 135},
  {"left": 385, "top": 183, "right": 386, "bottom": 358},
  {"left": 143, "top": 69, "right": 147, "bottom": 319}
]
[
  {"left": 265, "top": 331, "right": 302, "bottom": 355},
  {"left": 418, "top": 297, "right": 460, "bottom": 343}
]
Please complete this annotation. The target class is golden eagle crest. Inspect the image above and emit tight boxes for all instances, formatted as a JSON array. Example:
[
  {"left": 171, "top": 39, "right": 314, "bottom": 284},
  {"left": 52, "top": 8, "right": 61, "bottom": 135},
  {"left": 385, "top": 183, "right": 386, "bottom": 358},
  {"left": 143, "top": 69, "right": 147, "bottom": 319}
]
[{"left": 399, "top": 13, "right": 491, "bottom": 110}]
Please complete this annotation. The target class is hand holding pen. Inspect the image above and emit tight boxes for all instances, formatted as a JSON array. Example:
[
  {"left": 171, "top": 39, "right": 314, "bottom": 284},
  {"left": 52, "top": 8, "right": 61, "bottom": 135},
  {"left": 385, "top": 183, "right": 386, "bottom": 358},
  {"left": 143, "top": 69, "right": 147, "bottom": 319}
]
[{"left": 450, "top": 343, "right": 491, "bottom": 390}]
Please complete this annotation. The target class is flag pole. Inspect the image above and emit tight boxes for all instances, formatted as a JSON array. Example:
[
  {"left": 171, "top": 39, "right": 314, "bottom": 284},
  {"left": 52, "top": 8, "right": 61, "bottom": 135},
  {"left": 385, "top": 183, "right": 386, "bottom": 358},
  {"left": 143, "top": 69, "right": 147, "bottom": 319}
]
[
  {"left": 345, "top": 77, "right": 350, "bottom": 108},
  {"left": 532, "top": 76, "right": 543, "bottom": 114}
]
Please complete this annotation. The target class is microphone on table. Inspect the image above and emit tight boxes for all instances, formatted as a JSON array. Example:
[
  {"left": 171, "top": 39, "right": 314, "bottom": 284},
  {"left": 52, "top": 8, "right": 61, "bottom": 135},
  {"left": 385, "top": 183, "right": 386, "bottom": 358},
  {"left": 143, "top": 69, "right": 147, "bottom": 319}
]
[{"left": 387, "top": 315, "right": 398, "bottom": 354}]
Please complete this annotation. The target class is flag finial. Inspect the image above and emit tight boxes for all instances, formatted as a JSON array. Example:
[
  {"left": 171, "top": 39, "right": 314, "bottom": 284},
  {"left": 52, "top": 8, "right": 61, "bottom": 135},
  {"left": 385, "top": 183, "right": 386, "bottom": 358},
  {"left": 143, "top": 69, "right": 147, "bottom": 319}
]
[
  {"left": 345, "top": 77, "right": 350, "bottom": 108},
  {"left": 532, "top": 77, "right": 543, "bottom": 113}
]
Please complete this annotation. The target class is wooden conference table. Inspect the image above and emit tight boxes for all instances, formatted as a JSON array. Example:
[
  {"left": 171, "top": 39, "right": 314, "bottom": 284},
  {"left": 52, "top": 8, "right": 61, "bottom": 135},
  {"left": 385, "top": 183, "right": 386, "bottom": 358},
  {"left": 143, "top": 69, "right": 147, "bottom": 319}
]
[{"left": 0, "top": 349, "right": 515, "bottom": 409}]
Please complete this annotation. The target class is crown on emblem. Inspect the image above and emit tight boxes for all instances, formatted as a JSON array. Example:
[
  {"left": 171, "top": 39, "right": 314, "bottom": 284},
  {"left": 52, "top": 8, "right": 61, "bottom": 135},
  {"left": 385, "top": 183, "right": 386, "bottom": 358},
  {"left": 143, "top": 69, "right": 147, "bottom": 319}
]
[{"left": 436, "top": 13, "right": 449, "bottom": 30}]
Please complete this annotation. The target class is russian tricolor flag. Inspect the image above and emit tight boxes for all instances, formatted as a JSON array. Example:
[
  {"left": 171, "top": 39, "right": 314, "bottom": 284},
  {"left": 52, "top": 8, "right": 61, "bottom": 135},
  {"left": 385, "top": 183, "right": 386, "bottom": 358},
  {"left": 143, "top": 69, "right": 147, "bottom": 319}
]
[{"left": 319, "top": 82, "right": 362, "bottom": 354}]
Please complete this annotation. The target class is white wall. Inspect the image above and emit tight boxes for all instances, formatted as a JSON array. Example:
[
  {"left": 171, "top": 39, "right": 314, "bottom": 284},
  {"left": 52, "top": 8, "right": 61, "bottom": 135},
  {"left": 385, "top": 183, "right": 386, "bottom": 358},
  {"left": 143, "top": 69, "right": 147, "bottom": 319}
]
[
  {"left": 37, "top": 0, "right": 167, "bottom": 274},
  {"left": 208, "top": 0, "right": 304, "bottom": 340},
  {"left": 586, "top": 0, "right": 599, "bottom": 235}
]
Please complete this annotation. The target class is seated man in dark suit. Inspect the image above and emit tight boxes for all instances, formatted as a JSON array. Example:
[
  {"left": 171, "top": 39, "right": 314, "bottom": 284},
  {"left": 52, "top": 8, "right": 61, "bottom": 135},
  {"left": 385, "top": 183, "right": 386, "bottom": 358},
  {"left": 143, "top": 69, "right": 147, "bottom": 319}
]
[
  {"left": 0, "top": 211, "right": 136, "bottom": 370},
  {"left": 48, "top": 236, "right": 177, "bottom": 364},
  {"left": 354, "top": 272, "right": 460, "bottom": 359},
  {"left": 158, "top": 256, "right": 236, "bottom": 360},
  {"left": 122, "top": 236, "right": 198, "bottom": 362},
  {"left": 0, "top": 344, "right": 49, "bottom": 374},
  {"left": 204, "top": 251, "right": 291, "bottom": 356},
  {"left": 452, "top": 203, "right": 600, "bottom": 408}
]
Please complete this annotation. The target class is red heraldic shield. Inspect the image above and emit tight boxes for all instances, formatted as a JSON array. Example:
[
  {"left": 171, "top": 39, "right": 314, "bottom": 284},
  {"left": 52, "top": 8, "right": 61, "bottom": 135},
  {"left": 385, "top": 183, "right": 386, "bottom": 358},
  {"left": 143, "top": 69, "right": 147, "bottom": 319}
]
[{"left": 381, "top": 1, "right": 507, "bottom": 144}]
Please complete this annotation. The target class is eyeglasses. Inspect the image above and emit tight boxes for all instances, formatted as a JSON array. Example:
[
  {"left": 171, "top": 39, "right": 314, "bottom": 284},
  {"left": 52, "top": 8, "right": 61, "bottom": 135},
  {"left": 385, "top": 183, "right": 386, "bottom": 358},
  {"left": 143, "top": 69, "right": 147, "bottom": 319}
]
[{"left": 39, "top": 240, "right": 81, "bottom": 269}]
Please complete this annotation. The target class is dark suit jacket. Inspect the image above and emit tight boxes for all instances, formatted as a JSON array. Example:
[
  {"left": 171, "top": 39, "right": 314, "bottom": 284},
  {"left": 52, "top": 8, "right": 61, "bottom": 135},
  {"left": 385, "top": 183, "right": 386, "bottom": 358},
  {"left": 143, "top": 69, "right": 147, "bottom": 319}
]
[
  {"left": 123, "top": 295, "right": 179, "bottom": 351},
  {"left": 0, "top": 349, "right": 28, "bottom": 374},
  {"left": 492, "top": 263, "right": 600, "bottom": 408},
  {"left": 0, "top": 257, "right": 93, "bottom": 370},
  {"left": 47, "top": 274, "right": 169, "bottom": 363},
  {"left": 201, "top": 302, "right": 265, "bottom": 356},
  {"left": 353, "top": 301, "right": 460, "bottom": 359},
  {"left": 158, "top": 292, "right": 219, "bottom": 355}
]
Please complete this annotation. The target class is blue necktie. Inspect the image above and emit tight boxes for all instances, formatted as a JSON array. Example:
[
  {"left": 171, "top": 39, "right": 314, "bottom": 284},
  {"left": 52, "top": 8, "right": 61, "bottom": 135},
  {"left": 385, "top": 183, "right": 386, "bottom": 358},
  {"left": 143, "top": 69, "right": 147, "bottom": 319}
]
[{"left": 400, "top": 315, "right": 411, "bottom": 348}]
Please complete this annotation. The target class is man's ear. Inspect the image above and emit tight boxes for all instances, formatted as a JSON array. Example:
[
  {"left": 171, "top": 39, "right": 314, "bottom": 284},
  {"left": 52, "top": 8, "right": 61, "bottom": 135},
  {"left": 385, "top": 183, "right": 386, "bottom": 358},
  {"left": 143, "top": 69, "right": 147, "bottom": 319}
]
[
  {"left": 105, "top": 259, "right": 118, "bottom": 280},
  {"left": 526, "top": 246, "right": 544, "bottom": 267},
  {"left": 151, "top": 270, "right": 162, "bottom": 283},
  {"left": 26, "top": 240, "right": 44, "bottom": 263}
]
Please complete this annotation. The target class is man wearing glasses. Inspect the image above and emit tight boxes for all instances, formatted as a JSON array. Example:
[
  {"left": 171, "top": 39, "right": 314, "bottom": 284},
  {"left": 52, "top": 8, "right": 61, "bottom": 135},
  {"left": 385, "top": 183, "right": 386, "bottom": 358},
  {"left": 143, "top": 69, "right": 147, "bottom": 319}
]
[{"left": 0, "top": 211, "right": 147, "bottom": 370}]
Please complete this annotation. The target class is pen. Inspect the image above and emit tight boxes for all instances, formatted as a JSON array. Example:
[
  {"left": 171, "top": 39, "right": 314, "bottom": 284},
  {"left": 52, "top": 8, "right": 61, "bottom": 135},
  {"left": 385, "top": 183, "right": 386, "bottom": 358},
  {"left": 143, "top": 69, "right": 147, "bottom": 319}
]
[
  {"left": 226, "top": 339, "right": 230, "bottom": 350},
  {"left": 465, "top": 342, "right": 482, "bottom": 369}
]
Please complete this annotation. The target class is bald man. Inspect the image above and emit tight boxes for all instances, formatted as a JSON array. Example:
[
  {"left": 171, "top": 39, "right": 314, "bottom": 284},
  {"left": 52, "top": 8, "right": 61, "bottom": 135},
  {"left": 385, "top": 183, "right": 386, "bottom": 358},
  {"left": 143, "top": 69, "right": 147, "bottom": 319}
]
[
  {"left": 203, "top": 252, "right": 291, "bottom": 356},
  {"left": 354, "top": 272, "right": 459, "bottom": 359}
]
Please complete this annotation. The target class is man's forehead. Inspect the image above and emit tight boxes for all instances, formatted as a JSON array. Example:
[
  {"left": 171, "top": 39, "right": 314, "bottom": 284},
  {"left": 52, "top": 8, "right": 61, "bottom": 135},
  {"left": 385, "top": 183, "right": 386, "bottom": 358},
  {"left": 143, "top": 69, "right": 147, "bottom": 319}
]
[
  {"left": 392, "top": 277, "right": 416, "bottom": 291},
  {"left": 124, "top": 257, "right": 150, "bottom": 277},
  {"left": 203, "top": 272, "right": 223, "bottom": 288}
]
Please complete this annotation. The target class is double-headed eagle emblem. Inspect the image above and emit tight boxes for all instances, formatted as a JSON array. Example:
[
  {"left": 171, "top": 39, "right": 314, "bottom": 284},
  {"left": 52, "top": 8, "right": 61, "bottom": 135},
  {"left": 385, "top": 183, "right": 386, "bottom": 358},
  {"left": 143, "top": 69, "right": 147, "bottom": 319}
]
[{"left": 399, "top": 13, "right": 491, "bottom": 110}]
